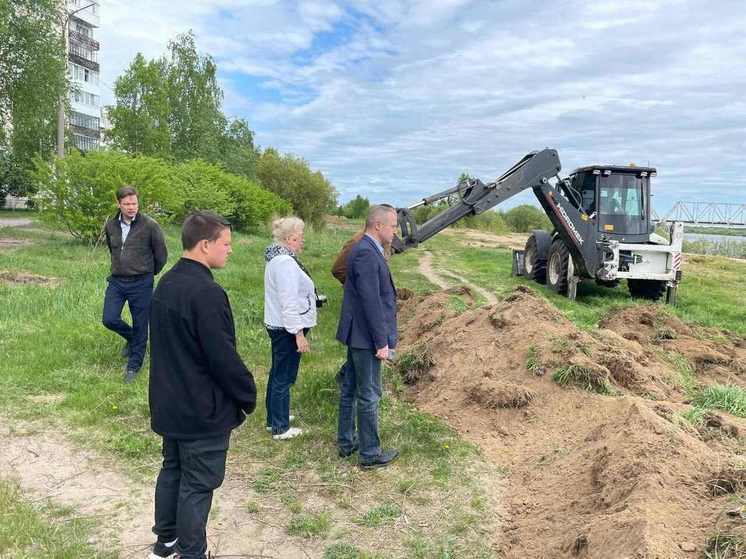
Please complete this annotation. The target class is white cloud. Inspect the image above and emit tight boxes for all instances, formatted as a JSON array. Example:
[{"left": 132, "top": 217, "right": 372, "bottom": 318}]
[{"left": 97, "top": 0, "right": 746, "bottom": 212}]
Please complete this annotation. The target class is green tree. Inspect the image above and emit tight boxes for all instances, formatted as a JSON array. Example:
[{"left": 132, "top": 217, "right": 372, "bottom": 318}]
[
  {"left": 107, "top": 53, "right": 171, "bottom": 157},
  {"left": 0, "top": 0, "right": 67, "bottom": 197},
  {"left": 108, "top": 31, "right": 255, "bottom": 174},
  {"left": 256, "top": 148, "right": 337, "bottom": 228},
  {"left": 339, "top": 195, "right": 370, "bottom": 219},
  {"left": 166, "top": 31, "right": 226, "bottom": 162},
  {"left": 219, "top": 118, "right": 257, "bottom": 180},
  {"left": 503, "top": 204, "right": 552, "bottom": 232}
]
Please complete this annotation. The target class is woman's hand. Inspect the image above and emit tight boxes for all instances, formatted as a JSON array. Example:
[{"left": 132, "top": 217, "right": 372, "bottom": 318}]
[{"left": 295, "top": 332, "right": 310, "bottom": 353}]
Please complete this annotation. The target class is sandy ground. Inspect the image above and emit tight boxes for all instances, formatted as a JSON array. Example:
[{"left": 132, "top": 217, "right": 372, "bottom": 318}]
[
  {"left": 0, "top": 217, "right": 34, "bottom": 228},
  {"left": 397, "top": 287, "right": 746, "bottom": 558},
  {"left": 0, "top": 420, "right": 317, "bottom": 558}
]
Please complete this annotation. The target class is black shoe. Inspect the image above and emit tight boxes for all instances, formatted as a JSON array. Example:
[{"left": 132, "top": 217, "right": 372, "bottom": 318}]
[
  {"left": 360, "top": 449, "right": 399, "bottom": 470},
  {"left": 121, "top": 342, "right": 130, "bottom": 358},
  {"left": 123, "top": 366, "right": 141, "bottom": 384},
  {"left": 338, "top": 442, "right": 359, "bottom": 458},
  {"left": 149, "top": 537, "right": 178, "bottom": 558}
]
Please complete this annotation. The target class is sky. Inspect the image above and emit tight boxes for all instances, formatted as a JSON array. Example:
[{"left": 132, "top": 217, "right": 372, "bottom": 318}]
[{"left": 97, "top": 0, "right": 746, "bottom": 213}]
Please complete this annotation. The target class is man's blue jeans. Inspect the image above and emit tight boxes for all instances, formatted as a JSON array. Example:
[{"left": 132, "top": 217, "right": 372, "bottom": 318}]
[
  {"left": 266, "top": 328, "right": 306, "bottom": 435},
  {"left": 102, "top": 274, "right": 153, "bottom": 370},
  {"left": 338, "top": 347, "right": 382, "bottom": 461}
]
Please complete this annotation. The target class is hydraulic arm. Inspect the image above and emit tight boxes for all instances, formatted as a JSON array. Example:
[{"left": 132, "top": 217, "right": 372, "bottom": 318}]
[{"left": 392, "top": 149, "right": 562, "bottom": 252}]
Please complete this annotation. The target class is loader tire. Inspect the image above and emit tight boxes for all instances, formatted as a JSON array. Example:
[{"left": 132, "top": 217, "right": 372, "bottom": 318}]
[
  {"left": 628, "top": 279, "right": 667, "bottom": 301},
  {"left": 524, "top": 234, "right": 547, "bottom": 284},
  {"left": 547, "top": 238, "right": 570, "bottom": 295}
]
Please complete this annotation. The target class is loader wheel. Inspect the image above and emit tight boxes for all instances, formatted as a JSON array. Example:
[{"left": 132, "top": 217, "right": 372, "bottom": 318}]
[
  {"left": 628, "top": 279, "right": 667, "bottom": 301},
  {"left": 547, "top": 238, "right": 570, "bottom": 295},
  {"left": 524, "top": 235, "right": 547, "bottom": 284}
]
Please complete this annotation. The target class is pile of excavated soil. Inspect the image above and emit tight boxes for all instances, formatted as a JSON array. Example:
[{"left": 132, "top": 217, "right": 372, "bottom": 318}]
[{"left": 396, "top": 287, "right": 746, "bottom": 558}]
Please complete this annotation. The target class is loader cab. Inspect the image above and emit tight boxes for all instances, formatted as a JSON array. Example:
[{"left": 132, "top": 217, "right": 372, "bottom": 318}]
[{"left": 569, "top": 165, "right": 656, "bottom": 242}]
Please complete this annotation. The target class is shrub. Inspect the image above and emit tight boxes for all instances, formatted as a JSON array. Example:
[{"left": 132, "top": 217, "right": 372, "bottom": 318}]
[
  {"left": 33, "top": 150, "right": 290, "bottom": 243},
  {"left": 503, "top": 204, "right": 552, "bottom": 232},
  {"left": 221, "top": 170, "right": 291, "bottom": 230},
  {"left": 171, "top": 159, "right": 235, "bottom": 221},
  {"left": 33, "top": 150, "right": 177, "bottom": 242},
  {"left": 257, "top": 148, "right": 337, "bottom": 228}
]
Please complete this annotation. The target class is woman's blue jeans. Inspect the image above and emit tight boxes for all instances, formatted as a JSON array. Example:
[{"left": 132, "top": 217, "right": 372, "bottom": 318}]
[{"left": 265, "top": 328, "right": 306, "bottom": 435}]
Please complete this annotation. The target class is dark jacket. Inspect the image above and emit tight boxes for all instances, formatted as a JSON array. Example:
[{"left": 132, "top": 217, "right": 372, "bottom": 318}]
[
  {"left": 105, "top": 212, "right": 168, "bottom": 277},
  {"left": 336, "top": 235, "right": 397, "bottom": 350},
  {"left": 149, "top": 258, "right": 257, "bottom": 439}
]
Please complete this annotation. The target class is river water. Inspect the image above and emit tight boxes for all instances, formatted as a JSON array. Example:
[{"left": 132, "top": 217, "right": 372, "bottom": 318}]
[{"left": 683, "top": 232, "right": 746, "bottom": 258}]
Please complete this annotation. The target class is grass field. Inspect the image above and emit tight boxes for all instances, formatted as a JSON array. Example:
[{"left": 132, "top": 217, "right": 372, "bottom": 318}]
[
  {"left": 1, "top": 214, "right": 744, "bottom": 558},
  {"left": 0, "top": 217, "right": 498, "bottom": 558}
]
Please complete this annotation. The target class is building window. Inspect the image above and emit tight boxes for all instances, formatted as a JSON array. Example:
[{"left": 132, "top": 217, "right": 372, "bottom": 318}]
[
  {"left": 73, "top": 133, "right": 99, "bottom": 152},
  {"left": 68, "top": 62, "right": 99, "bottom": 85},
  {"left": 70, "top": 111, "right": 100, "bottom": 130}
]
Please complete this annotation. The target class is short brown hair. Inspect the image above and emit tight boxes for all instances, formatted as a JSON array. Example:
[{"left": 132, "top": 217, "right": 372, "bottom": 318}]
[
  {"left": 116, "top": 185, "right": 138, "bottom": 201},
  {"left": 182, "top": 211, "right": 231, "bottom": 250}
]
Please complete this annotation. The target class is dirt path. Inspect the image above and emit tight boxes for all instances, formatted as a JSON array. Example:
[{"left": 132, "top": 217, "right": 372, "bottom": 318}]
[
  {"left": 418, "top": 251, "right": 497, "bottom": 304},
  {"left": 440, "top": 229, "right": 528, "bottom": 251},
  {"left": 0, "top": 217, "right": 33, "bottom": 228},
  {"left": 0, "top": 420, "right": 315, "bottom": 558}
]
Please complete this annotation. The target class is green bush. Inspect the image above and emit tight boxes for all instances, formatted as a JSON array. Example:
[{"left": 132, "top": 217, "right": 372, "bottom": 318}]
[
  {"left": 337, "top": 195, "right": 370, "bottom": 219},
  {"left": 221, "top": 170, "right": 291, "bottom": 231},
  {"left": 257, "top": 148, "right": 337, "bottom": 228},
  {"left": 172, "top": 159, "right": 235, "bottom": 221},
  {"left": 503, "top": 204, "right": 552, "bottom": 232},
  {"left": 456, "top": 211, "right": 510, "bottom": 234},
  {"left": 33, "top": 150, "right": 290, "bottom": 243},
  {"left": 33, "top": 150, "right": 177, "bottom": 242}
]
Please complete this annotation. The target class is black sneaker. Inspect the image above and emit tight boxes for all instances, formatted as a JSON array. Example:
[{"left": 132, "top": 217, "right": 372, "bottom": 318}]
[
  {"left": 121, "top": 342, "right": 130, "bottom": 358},
  {"left": 360, "top": 449, "right": 399, "bottom": 470},
  {"left": 123, "top": 366, "right": 141, "bottom": 384},
  {"left": 338, "top": 441, "right": 359, "bottom": 458},
  {"left": 149, "top": 537, "right": 177, "bottom": 558}
]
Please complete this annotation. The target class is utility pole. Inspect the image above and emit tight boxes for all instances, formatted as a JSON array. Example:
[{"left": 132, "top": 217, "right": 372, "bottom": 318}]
[{"left": 57, "top": 1, "right": 97, "bottom": 159}]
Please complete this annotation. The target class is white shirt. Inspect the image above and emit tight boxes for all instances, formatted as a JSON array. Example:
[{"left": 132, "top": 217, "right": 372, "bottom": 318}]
[
  {"left": 119, "top": 215, "right": 132, "bottom": 244},
  {"left": 264, "top": 255, "right": 317, "bottom": 334}
]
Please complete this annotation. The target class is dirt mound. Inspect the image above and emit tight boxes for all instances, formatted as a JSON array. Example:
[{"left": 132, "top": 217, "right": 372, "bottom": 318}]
[
  {"left": 395, "top": 286, "right": 746, "bottom": 558},
  {"left": 600, "top": 304, "right": 746, "bottom": 386}
]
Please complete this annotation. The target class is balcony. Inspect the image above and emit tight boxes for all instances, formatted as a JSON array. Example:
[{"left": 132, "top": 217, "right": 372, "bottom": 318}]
[
  {"left": 69, "top": 52, "right": 99, "bottom": 72},
  {"left": 69, "top": 29, "right": 99, "bottom": 50},
  {"left": 71, "top": 124, "right": 101, "bottom": 140}
]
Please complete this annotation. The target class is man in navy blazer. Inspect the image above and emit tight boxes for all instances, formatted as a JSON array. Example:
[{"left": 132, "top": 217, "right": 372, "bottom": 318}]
[{"left": 336, "top": 204, "right": 400, "bottom": 469}]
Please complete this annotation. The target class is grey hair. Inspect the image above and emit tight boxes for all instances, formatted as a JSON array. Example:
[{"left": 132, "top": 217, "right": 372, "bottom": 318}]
[
  {"left": 271, "top": 216, "right": 304, "bottom": 244},
  {"left": 365, "top": 204, "right": 397, "bottom": 229}
]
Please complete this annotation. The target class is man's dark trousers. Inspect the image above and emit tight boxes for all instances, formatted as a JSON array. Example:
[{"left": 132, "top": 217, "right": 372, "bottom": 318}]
[
  {"left": 153, "top": 434, "right": 230, "bottom": 559},
  {"left": 338, "top": 347, "right": 382, "bottom": 461},
  {"left": 102, "top": 274, "right": 153, "bottom": 370}
]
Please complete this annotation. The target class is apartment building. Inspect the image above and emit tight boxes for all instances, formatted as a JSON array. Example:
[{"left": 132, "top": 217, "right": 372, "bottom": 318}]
[{"left": 66, "top": 0, "right": 101, "bottom": 152}]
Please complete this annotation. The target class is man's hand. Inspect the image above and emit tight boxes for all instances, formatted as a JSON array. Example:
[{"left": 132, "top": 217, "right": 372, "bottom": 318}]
[
  {"left": 375, "top": 345, "right": 389, "bottom": 360},
  {"left": 296, "top": 332, "right": 310, "bottom": 353}
]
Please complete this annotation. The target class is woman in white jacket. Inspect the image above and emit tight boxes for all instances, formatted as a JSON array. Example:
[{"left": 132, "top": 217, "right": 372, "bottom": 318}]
[{"left": 263, "top": 217, "right": 317, "bottom": 440}]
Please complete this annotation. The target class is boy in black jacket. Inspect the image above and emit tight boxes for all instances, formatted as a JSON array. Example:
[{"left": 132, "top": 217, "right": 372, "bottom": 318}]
[{"left": 148, "top": 211, "right": 256, "bottom": 559}]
